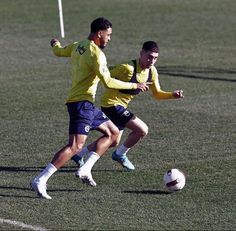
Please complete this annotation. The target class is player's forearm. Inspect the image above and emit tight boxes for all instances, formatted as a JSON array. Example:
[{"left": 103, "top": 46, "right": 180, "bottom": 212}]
[
  {"left": 50, "top": 39, "right": 71, "bottom": 57},
  {"left": 52, "top": 44, "right": 71, "bottom": 57},
  {"left": 101, "top": 75, "right": 137, "bottom": 90},
  {"left": 153, "top": 90, "right": 175, "bottom": 100}
]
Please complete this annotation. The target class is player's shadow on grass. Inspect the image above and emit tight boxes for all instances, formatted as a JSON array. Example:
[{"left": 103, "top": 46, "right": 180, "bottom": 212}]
[
  {"left": 0, "top": 185, "right": 36, "bottom": 198},
  {"left": 123, "top": 189, "right": 171, "bottom": 195},
  {"left": 0, "top": 185, "right": 82, "bottom": 199},
  {"left": 0, "top": 166, "right": 76, "bottom": 172},
  {"left": 158, "top": 66, "right": 236, "bottom": 82},
  {"left": 0, "top": 166, "right": 121, "bottom": 173}
]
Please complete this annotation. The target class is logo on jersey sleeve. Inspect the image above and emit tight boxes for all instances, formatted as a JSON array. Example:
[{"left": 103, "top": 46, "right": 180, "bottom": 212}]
[{"left": 76, "top": 45, "right": 86, "bottom": 55}]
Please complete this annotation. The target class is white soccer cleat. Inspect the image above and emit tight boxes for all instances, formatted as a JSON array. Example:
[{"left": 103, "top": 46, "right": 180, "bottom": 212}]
[
  {"left": 76, "top": 169, "right": 97, "bottom": 187},
  {"left": 30, "top": 179, "right": 52, "bottom": 200}
]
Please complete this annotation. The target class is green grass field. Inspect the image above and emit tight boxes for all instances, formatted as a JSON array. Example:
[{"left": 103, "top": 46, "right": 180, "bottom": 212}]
[{"left": 0, "top": 0, "right": 236, "bottom": 230}]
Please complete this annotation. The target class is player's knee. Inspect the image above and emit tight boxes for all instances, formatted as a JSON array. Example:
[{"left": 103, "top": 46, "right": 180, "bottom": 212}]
[
  {"left": 106, "top": 124, "right": 119, "bottom": 140},
  {"left": 143, "top": 125, "right": 148, "bottom": 137},
  {"left": 110, "top": 128, "right": 119, "bottom": 145},
  {"left": 102, "top": 122, "right": 120, "bottom": 146},
  {"left": 109, "top": 126, "right": 120, "bottom": 148},
  {"left": 110, "top": 137, "right": 120, "bottom": 148},
  {"left": 139, "top": 125, "right": 148, "bottom": 138},
  {"left": 68, "top": 141, "right": 83, "bottom": 154}
]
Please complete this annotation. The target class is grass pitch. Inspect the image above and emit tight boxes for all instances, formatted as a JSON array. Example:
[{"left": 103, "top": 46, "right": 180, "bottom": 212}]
[{"left": 0, "top": 0, "right": 236, "bottom": 230}]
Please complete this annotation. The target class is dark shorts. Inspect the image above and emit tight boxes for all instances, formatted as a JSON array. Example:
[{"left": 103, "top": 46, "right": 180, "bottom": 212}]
[
  {"left": 101, "top": 105, "right": 134, "bottom": 130},
  {"left": 67, "top": 101, "right": 109, "bottom": 135}
]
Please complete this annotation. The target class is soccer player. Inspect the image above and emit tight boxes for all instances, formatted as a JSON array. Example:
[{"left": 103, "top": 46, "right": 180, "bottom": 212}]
[
  {"left": 72, "top": 41, "right": 184, "bottom": 172},
  {"left": 30, "top": 17, "right": 149, "bottom": 199}
]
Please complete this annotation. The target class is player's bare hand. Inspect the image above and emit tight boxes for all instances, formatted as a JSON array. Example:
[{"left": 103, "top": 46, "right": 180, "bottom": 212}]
[
  {"left": 136, "top": 82, "right": 150, "bottom": 92},
  {"left": 173, "top": 90, "right": 184, "bottom": 98},
  {"left": 50, "top": 38, "right": 60, "bottom": 47}
]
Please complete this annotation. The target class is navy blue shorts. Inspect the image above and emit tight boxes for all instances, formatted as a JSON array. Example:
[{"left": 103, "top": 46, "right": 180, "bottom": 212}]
[
  {"left": 67, "top": 101, "right": 109, "bottom": 135},
  {"left": 101, "top": 106, "right": 134, "bottom": 130}
]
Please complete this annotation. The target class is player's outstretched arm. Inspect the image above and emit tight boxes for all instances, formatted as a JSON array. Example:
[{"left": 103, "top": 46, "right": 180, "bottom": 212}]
[
  {"left": 50, "top": 38, "right": 73, "bottom": 57},
  {"left": 150, "top": 76, "right": 184, "bottom": 100}
]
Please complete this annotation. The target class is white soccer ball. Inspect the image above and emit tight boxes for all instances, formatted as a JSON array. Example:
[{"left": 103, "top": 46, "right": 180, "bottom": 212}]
[{"left": 163, "top": 168, "right": 186, "bottom": 191}]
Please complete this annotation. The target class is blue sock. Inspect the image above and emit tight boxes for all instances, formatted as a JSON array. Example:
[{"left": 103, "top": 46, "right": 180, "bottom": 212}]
[
  {"left": 71, "top": 155, "right": 81, "bottom": 164},
  {"left": 71, "top": 146, "right": 89, "bottom": 164}
]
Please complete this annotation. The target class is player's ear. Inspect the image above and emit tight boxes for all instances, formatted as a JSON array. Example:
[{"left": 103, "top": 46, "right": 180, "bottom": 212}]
[{"left": 97, "top": 30, "right": 102, "bottom": 38}]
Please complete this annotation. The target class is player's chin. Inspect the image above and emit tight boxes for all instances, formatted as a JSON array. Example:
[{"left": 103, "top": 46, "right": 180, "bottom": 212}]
[
  {"left": 100, "top": 42, "right": 108, "bottom": 49},
  {"left": 100, "top": 44, "right": 106, "bottom": 49}
]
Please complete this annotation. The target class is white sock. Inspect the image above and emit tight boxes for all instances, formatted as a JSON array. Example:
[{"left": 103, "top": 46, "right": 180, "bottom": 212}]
[
  {"left": 80, "top": 152, "right": 100, "bottom": 172},
  {"left": 77, "top": 146, "right": 89, "bottom": 158},
  {"left": 35, "top": 163, "right": 57, "bottom": 184},
  {"left": 115, "top": 144, "right": 130, "bottom": 156}
]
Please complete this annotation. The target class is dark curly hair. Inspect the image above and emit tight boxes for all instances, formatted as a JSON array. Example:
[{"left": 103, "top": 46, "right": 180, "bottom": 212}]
[
  {"left": 142, "top": 41, "right": 159, "bottom": 53},
  {"left": 90, "top": 17, "right": 112, "bottom": 33}
]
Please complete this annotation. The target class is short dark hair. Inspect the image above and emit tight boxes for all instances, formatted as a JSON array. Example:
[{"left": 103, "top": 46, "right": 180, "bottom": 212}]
[
  {"left": 142, "top": 41, "right": 159, "bottom": 53},
  {"left": 90, "top": 17, "right": 112, "bottom": 33}
]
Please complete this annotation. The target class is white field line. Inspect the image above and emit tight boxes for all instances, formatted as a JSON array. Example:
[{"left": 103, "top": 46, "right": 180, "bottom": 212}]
[{"left": 0, "top": 218, "right": 48, "bottom": 231}]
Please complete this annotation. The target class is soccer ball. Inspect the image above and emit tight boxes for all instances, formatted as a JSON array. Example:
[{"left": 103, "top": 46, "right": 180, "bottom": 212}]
[{"left": 163, "top": 168, "right": 186, "bottom": 191}]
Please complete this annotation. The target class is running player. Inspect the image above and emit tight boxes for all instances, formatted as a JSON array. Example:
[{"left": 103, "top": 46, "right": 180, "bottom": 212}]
[
  {"left": 72, "top": 41, "right": 184, "bottom": 172},
  {"left": 30, "top": 17, "right": 149, "bottom": 199}
]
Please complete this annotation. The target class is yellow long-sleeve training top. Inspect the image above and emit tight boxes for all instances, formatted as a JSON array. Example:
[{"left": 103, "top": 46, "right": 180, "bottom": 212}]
[
  {"left": 52, "top": 39, "right": 137, "bottom": 103},
  {"left": 100, "top": 59, "right": 175, "bottom": 108}
]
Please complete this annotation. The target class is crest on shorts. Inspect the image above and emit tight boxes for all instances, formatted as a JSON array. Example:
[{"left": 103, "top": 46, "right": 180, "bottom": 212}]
[
  {"left": 123, "top": 110, "right": 130, "bottom": 117},
  {"left": 84, "top": 125, "right": 90, "bottom": 133}
]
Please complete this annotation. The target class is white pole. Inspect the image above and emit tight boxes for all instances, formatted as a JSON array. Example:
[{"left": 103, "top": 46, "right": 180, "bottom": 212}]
[{"left": 58, "top": 0, "right": 65, "bottom": 38}]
